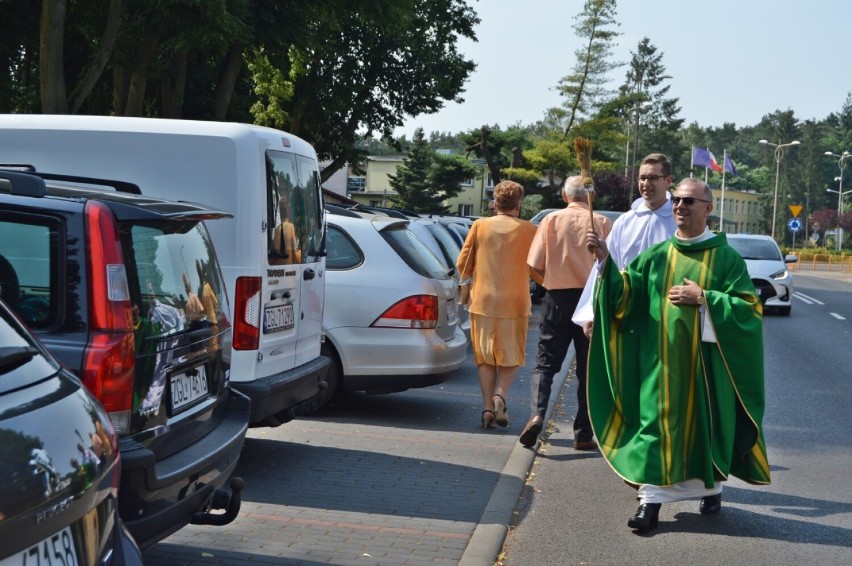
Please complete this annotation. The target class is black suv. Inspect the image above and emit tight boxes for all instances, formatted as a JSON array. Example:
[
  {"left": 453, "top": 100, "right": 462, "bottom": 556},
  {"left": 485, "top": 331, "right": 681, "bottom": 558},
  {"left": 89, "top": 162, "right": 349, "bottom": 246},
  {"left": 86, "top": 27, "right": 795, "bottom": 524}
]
[{"left": 0, "top": 170, "right": 250, "bottom": 548}]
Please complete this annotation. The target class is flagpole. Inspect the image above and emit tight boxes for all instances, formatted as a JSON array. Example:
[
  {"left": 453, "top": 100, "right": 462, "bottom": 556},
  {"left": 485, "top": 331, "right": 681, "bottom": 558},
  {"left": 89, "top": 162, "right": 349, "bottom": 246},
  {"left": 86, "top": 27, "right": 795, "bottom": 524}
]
[
  {"left": 720, "top": 149, "right": 727, "bottom": 232},
  {"left": 690, "top": 146, "right": 695, "bottom": 178}
]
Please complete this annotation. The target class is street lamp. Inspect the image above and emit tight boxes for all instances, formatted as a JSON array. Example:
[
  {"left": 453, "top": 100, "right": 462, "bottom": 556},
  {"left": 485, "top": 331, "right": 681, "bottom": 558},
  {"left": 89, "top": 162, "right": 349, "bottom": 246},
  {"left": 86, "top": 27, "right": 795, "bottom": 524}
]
[
  {"left": 759, "top": 139, "right": 801, "bottom": 241},
  {"left": 825, "top": 150, "right": 852, "bottom": 250}
]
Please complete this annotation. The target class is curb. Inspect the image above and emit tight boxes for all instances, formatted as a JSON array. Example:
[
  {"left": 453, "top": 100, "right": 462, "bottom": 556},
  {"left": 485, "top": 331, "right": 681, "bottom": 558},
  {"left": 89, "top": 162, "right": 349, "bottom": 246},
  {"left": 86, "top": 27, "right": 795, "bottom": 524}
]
[{"left": 458, "top": 347, "right": 574, "bottom": 566}]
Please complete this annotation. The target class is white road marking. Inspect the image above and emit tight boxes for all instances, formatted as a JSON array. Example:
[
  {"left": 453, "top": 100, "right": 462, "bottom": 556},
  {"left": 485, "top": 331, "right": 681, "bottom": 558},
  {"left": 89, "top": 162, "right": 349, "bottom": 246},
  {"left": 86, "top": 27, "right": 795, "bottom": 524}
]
[
  {"left": 829, "top": 312, "right": 845, "bottom": 320},
  {"left": 794, "top": 292, "right": 823, "bottom": 305}
]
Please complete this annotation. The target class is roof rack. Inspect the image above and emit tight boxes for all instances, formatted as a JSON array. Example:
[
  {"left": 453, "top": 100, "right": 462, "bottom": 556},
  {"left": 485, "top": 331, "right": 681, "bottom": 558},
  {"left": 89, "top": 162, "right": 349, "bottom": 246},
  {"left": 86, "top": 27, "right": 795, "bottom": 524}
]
[
  {"left": 27, "top": 171, "right": 142, "bottom": 194},
  {"left": 325, "top": 203, "right": 362, "bottom": 218},
  {"left": 0, "top": 170, "right": 47, "bottom": 197},
  {"left": 0, "top": 165, "right": 143, "bottom": 194}
]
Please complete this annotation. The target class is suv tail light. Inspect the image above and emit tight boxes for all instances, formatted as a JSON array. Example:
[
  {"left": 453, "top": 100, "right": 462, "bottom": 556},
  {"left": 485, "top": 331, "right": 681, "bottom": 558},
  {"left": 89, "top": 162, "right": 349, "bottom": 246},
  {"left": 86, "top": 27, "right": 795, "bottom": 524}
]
[
  {"left": 372, "top": 295, "right": 438, "bottom": 329},
  {"left": 83, "top": 201, "right": 135, "bottom": 435},
  {"left": 233, "top": 276, "right": 261, "bottom": 350}
]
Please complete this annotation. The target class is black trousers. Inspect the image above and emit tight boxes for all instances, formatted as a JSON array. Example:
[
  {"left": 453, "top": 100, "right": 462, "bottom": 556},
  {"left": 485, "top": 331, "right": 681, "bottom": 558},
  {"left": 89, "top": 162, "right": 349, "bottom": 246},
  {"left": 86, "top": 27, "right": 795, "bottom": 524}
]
[{"left": 529, "top": 288, "right": 592, "bottom": 441}]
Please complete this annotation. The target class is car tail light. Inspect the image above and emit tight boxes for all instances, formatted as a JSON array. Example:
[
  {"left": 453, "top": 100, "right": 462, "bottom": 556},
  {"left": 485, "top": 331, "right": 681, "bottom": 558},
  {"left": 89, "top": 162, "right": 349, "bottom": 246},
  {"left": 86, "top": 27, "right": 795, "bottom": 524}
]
[
  {"left": 83, "top": 201, "right": 135, "bottom": 435},
  {"left": 233, "top": 276, "right": 261, "bottom": 350},
  {"left": 372, "top": 295, "right": 438, "bottom": 329}
]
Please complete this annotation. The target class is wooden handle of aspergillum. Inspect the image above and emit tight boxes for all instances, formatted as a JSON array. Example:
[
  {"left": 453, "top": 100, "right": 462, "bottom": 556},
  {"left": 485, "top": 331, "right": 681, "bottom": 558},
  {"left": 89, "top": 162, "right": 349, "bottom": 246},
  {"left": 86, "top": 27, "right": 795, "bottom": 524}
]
[{"left": 583, "top": 174, "right": 595, "bottom": 252}]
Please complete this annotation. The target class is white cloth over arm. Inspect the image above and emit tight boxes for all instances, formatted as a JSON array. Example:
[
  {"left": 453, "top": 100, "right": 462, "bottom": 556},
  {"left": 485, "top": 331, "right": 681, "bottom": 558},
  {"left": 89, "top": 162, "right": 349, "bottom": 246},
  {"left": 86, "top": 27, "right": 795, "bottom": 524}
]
[{"left": 571, "top": 197, "right": 677, "bottom": 325}]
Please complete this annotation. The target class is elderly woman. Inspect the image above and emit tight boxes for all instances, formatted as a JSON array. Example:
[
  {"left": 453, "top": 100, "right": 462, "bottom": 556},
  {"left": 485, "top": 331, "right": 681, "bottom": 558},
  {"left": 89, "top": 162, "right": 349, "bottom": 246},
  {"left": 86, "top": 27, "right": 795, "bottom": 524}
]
[{"left": 456, "top": 180, "right": 541, "bottom": 429}]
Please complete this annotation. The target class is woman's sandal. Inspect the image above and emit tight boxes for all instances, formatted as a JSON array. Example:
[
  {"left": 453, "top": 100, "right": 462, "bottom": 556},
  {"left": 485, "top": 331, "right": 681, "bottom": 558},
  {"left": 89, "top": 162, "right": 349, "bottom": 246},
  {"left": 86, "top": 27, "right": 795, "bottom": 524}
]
[
  {"left": 481, "top": 410, "right": 496, "bottom": 429},
  {"left": 492, "top": 394, "right": 508, "bottom": 427}
]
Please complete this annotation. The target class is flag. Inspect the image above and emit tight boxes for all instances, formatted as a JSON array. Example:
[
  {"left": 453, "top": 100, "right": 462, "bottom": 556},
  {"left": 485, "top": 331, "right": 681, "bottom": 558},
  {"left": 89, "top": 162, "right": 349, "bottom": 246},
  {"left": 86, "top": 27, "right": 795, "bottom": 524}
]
[
  {"left": 724, "top": 154, "right": 738, "bottom": 176},
  {"left": 692, "top": 147, "right": 723, "bottom": 173}
]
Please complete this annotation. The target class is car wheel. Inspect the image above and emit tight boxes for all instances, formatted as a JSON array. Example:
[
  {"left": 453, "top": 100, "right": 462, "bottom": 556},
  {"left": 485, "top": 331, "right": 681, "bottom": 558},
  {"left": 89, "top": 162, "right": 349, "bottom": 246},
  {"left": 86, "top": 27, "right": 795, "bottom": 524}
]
[
  {"left": 777, "top": 306, "right": 791, "bottom": 316},
  {"left": 298, "top": 343, "right": 342, "bottom": 415},
  {"left": 319, "top": 342, "right": 343, "bottom": 405}
]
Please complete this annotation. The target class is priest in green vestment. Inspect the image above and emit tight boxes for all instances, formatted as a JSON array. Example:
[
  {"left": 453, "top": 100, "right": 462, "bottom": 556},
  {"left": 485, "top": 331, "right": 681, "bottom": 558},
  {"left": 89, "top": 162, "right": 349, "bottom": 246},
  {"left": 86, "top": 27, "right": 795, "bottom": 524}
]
[{"left": 585, "top": 178, "right": 770, "bottom": 532}]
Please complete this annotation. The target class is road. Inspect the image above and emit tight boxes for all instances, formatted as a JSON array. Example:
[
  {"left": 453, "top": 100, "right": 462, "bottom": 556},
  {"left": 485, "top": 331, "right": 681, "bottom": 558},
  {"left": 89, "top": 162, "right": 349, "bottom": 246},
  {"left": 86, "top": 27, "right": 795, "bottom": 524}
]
[
  {"left": 141, "top": 272, "right": 851, "bottom": 565},
  {"left": 502, "top": 271, "right": 852, "bottom": 565}
]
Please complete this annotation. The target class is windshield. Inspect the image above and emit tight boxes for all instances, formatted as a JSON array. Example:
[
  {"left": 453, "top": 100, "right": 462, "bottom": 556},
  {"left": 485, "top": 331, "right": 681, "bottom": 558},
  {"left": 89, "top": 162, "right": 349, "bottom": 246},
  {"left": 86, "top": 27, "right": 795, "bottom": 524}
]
[{"left": 728, "top": 238, "right": 782, "bottom": 261}]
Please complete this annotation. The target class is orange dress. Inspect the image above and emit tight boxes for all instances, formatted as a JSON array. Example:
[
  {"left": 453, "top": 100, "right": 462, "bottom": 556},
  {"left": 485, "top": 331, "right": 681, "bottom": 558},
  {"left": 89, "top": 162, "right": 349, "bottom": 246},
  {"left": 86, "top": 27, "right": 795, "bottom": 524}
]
[{"left": 456, "top": 215, "right": 539, "bottom": 366}]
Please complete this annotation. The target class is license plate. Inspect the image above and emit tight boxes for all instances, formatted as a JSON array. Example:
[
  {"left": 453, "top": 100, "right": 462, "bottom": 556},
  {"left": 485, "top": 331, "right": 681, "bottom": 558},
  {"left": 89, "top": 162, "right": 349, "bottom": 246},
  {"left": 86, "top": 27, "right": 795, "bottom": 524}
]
[
  {"left": 170, "top": 365, "right": 209, "bottom": 411},
  {"left": 264, "top": 304, "right": 294, "bottom": 333},
  {"left": 0, "top": 526, "right": 79, "bottom": 566}
]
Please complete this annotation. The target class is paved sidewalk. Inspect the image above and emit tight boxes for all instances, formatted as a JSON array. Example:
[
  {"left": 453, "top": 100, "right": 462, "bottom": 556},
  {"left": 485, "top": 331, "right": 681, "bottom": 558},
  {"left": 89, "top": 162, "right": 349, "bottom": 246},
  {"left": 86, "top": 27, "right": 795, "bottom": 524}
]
[{"left": 143, "top": 307, "right": 571, "bottom": 565}]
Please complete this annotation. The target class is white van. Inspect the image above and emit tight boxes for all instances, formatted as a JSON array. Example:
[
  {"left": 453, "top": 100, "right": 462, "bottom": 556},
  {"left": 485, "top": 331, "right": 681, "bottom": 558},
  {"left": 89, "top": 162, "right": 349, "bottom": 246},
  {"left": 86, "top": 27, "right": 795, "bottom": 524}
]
[{"left": 0, "top": 115, "right": 329, "bottom": 426}]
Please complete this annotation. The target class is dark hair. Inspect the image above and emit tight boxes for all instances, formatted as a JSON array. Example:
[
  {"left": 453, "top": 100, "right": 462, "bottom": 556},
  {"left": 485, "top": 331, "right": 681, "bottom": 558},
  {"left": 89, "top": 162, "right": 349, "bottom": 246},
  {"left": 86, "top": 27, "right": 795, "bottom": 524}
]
[{"left": 640, "top": 153, "right": 672, "bottom": 177}]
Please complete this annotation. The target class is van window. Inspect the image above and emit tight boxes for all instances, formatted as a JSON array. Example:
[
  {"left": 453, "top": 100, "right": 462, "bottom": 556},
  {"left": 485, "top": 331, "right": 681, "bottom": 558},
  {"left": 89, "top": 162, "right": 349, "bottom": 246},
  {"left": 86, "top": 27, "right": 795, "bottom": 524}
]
[{"left": 266, "top": 152, "right": 324, "bottom": 265}]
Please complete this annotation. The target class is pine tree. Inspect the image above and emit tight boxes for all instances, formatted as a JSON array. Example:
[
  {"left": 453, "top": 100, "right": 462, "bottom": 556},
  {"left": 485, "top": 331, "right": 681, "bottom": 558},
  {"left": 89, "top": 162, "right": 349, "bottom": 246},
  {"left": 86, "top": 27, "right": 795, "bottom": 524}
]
[
  {"left": 388, "top": 128, "right": 476, "bottom": 214},
  {"left": 557, "top": 0, "right": 622, "bottom": 138},
  {"left": 620, "top": 37, "right": 684, "bottom": 183}
]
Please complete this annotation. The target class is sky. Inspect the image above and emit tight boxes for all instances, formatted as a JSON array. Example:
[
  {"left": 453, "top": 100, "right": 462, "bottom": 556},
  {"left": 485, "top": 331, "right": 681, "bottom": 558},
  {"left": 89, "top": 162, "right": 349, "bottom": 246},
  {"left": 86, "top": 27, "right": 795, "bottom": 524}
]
[{"left": 396, "top": 0, "right": 851, "bottom": 138}]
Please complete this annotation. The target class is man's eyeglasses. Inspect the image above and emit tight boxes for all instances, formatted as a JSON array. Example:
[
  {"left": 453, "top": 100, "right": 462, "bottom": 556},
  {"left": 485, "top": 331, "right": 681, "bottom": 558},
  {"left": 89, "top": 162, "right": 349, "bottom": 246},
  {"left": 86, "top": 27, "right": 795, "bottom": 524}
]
[
  {"left": 637, "top": 174, "right": 666, "bottom": 183},
  {"left": 671, "top": 196, "right": 711, "bottom": 206}
]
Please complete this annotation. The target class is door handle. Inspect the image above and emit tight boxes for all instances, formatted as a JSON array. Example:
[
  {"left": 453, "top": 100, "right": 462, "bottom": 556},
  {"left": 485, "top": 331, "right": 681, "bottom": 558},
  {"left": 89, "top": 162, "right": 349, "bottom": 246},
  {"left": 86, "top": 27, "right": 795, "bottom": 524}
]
[{"left": 303, "top": 268, "right": 316, "bottom": 280}]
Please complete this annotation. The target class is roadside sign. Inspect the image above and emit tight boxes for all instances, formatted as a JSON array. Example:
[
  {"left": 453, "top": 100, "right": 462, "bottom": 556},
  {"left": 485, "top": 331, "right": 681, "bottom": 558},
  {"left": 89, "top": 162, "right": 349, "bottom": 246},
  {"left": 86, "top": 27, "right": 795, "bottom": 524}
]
[
  {"left": 787, "top": 218, "right": 802, "bottom": 233},
  {"left": 788, "top": 204, "right": 803, "bottom": 218}
]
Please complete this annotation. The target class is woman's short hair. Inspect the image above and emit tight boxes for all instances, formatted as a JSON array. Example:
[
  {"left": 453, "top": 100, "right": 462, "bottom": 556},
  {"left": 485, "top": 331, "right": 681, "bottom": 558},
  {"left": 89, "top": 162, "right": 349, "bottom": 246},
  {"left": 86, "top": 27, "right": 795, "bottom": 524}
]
[{"left": 493, "top": 180, "right": 524, "bottom": 212}]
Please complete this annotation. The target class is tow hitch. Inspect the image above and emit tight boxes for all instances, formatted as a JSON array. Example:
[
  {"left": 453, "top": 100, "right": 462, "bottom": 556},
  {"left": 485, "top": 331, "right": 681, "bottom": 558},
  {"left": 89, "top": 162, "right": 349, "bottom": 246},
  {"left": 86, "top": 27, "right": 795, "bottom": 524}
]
[{"left": 192, "top": 476, "right": 244, "bottom": 526}]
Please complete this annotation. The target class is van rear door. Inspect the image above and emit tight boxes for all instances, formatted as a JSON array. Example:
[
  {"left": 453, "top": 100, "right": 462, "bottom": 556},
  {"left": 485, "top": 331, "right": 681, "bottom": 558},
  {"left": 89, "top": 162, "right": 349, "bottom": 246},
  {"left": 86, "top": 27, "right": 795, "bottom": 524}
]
[{"left": 263, "top": 151, "right": 325, "bottom": 371}]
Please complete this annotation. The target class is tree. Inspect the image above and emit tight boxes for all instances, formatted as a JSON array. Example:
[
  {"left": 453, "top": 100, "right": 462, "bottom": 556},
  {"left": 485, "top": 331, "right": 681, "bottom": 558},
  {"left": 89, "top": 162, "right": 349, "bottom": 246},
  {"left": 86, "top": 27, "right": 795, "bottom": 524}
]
[
  {"left": 619, "top": 37, "right": 684, "bottom": 187},
  {"left": 809, "top": 208, "right": 837, "bottom": 245},
  {"left": 388, "top": 128, "right": 477, "bottom": 214},
  {"left": 249, "top": 0, "right": 478, "bottom": 181},
  {"left": 556, "top": 0, "right": 621, "bottom": 138}
]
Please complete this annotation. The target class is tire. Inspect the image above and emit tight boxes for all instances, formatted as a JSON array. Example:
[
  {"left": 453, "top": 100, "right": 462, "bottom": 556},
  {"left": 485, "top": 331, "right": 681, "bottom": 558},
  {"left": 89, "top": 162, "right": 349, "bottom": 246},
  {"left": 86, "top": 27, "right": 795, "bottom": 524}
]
[
  {"left": 318, "top": 342, "right": 342, "bottom": 406},
  {"left": 298, "top": 343, "right": 342, "bottom": 415},
  {"left": 777, "top": 306, "right": 791, "bottom": 316}
]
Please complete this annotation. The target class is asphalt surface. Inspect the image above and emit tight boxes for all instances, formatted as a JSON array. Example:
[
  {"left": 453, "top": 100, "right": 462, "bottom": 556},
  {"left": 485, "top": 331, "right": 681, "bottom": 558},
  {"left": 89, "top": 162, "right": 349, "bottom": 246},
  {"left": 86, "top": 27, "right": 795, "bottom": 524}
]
[
  {"left": 141, "top": 268, "right": 851, "bottom": 565},
  {"left": 143, "top": 306, "right": 571, "bottom": 565}
]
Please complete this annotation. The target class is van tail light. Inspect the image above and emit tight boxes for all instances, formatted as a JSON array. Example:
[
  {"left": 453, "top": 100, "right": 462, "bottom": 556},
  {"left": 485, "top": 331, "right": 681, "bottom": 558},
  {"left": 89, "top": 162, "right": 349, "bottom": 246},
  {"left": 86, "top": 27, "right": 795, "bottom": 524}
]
[
  {"left": 372, "top": 295, "right": 438, "bottom": 329},
  {"left": 233, "top": 276, "right": 261, "bottom": 350},
  {"left": 83, "top": 201, "right": 135, "bottom": 435}
]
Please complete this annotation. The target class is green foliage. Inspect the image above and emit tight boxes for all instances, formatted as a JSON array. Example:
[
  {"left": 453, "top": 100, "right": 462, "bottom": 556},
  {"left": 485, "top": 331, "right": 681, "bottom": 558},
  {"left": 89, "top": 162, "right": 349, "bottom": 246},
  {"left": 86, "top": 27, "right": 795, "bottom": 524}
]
[
  {"left": 388, "top": 128, "right": 477, "bottom": 214},
  {"left": 247, "top": 47, "right": 294, "bottom": 129},
  {"left": 557, "top": 0, "right": 622, "bottom": 135}
]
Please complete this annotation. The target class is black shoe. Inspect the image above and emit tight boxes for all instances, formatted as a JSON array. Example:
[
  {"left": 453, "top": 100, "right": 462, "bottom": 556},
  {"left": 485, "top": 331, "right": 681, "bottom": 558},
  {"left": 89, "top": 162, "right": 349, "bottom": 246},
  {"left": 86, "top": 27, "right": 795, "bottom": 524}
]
[
  {"left": 628, "top": 503, "right": 661, "bottom": 532},
  {"left": 699, "top": 494, "right": 722, "bottom": 514},
  {"left": 519, "top": 416, "right": 544, "bottom": 447}
]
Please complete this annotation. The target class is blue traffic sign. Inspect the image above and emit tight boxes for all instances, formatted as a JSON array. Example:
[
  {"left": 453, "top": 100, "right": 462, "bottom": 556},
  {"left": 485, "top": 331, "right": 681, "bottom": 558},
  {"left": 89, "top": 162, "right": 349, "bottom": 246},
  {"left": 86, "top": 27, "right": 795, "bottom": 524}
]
[{"left": 787, "top": 218, "right": 803, "bottom": 233}]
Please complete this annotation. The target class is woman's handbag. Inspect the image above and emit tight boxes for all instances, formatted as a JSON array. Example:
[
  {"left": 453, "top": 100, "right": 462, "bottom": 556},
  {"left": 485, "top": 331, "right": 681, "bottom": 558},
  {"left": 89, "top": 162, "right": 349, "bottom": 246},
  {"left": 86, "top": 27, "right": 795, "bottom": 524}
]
[
  {"left": 455, "top": 277, "right": 472, "bottom": 306},
  {"left": 454, "top": 245, "right": 473, "bottom": 306}
]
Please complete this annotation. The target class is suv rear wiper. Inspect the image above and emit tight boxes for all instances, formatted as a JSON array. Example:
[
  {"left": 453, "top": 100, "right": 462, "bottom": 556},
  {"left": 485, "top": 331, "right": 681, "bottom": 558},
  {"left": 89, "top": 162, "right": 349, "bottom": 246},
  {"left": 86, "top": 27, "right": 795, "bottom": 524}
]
[{"left": 0, "top": 346, "right": 39, "bottom": 372}]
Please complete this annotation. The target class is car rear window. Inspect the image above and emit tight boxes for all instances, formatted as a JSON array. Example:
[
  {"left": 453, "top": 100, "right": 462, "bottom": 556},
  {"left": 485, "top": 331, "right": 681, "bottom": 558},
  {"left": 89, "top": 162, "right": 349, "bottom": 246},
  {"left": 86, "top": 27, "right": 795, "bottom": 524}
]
[
  {"left": 381, "top": 225, "right": 451, "bottom": 280},
  {"left": 121, "top": 221, "right": 228, "bottom": 337},
  {"left": 0, "top": 217, "right": 58, "bottom": 329},
  {"left": 424, "top": 223, "right": 461, "bottom": 267}
]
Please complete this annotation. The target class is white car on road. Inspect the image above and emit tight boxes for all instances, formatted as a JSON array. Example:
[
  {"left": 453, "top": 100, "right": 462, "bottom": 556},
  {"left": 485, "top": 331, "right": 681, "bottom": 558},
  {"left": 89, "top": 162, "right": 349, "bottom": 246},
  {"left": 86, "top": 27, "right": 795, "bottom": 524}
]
[{"left": 727, "top": 234, "right": 797, "bottom": 316}]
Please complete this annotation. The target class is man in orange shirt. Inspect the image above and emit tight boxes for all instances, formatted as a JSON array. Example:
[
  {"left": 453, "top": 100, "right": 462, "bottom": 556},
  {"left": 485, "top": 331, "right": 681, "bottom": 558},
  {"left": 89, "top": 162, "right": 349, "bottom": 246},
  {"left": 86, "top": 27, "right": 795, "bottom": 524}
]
[{"left": 519, "top": 176, "right": 613, "bottom": 448}]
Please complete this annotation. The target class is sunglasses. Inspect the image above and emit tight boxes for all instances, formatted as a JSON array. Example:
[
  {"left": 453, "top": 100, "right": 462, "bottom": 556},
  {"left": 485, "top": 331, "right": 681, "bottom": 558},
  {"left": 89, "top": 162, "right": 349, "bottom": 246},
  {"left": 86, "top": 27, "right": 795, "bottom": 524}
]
[{"left": 672, "top": 196, "right": 711, "bottom": 206}]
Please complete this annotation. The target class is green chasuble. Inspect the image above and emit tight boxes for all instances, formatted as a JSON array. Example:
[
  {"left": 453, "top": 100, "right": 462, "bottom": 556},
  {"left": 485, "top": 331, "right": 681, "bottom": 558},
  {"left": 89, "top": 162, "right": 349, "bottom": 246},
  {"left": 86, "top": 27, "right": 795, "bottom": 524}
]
[{"left": 588, "top": 233, "right": 770, "bottom": 488}]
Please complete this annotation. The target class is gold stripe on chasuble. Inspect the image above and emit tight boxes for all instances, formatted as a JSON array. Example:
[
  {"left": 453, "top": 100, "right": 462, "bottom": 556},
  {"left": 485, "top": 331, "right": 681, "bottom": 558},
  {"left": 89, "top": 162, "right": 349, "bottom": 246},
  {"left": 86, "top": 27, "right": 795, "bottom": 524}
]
[{"left": 601, "top": 272, "right": 632, "bottom": 455}]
